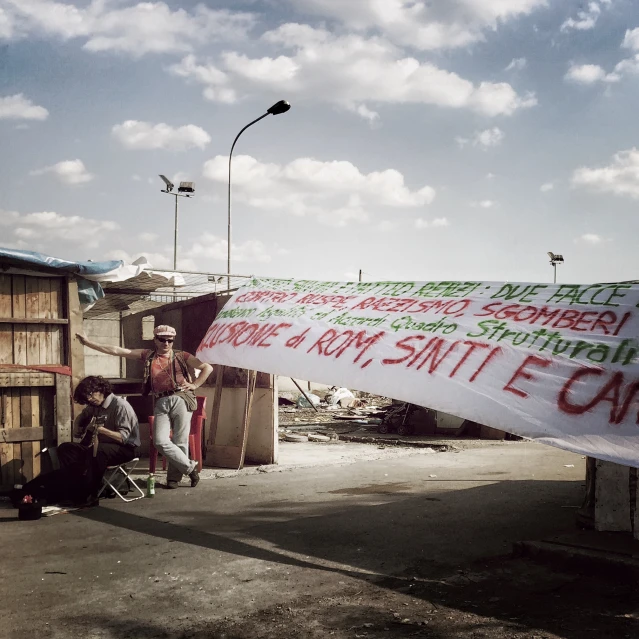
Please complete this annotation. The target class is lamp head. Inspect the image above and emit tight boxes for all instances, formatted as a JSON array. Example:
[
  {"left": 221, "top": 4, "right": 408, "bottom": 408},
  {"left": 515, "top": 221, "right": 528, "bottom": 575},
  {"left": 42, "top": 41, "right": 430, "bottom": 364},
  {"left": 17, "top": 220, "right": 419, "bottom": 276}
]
[
  {"left": 159, "top": 174, "right": 174, "bottom": 192},
  {"left": 547, "top": 251, "right": 555, "bottom": 260},
  {"left": 267, "top": 100, "right": 291, "bottom": 115}
]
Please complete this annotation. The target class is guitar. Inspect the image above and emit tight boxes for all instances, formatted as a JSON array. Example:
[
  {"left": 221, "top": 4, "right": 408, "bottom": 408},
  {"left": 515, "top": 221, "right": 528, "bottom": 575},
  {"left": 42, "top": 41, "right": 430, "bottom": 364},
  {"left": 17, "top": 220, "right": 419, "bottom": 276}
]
[{"left": 78, "top": 415, "right": 105, "bottom": 457}]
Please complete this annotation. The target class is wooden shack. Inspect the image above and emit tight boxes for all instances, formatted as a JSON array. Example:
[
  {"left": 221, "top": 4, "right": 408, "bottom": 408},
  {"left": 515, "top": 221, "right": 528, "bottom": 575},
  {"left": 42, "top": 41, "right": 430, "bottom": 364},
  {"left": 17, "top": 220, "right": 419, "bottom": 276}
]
[
  {"left": 0, "top": 272, "right": 84, "bottom": 490},
  {"left": 84, "top": 290, "right": 278, "bottom": 470}
]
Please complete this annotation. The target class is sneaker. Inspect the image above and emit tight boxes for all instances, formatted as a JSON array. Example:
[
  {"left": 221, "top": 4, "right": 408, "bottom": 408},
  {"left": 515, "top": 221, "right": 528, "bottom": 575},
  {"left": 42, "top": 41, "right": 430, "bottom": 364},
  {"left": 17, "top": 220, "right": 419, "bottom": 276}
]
[
  {"left": 189, "top": 467, "right": 200, "bottom": 488},
  {"left": 166, "top": 480, "right": 180, "bottom": 489}
]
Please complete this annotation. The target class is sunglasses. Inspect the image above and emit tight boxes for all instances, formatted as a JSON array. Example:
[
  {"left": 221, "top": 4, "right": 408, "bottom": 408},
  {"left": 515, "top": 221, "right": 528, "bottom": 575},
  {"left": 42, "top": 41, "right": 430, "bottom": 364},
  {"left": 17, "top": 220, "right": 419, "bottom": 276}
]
[{"left": 155, "top": 337, "right": 174, "bottom": 344}]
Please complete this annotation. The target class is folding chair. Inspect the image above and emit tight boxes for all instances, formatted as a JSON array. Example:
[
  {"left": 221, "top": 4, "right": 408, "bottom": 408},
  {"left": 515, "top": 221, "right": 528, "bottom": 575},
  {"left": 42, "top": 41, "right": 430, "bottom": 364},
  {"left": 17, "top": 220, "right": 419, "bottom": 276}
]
[{"left": 98, "top": 458, "right": 145, "bottom": 502}]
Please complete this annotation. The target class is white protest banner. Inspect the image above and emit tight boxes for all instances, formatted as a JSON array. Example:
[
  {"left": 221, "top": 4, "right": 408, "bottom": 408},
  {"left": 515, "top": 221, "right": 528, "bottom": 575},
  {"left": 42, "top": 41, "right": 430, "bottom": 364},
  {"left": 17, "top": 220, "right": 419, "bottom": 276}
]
[{"left": 197, "top": 277, "right": 639, "bottom": 467}]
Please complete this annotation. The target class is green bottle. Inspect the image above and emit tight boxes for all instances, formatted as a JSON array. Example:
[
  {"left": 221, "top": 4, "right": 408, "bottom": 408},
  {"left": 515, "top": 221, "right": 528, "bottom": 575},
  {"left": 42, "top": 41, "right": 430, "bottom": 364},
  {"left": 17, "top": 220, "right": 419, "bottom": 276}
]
[{"left": 146, "top": 474, "right": 156, "bottom": 498}]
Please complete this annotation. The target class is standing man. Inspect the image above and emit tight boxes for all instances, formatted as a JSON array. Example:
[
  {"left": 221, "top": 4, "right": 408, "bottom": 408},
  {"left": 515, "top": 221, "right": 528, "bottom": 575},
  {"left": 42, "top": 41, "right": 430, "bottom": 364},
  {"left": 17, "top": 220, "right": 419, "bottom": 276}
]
[{"left": 76, "top": 325, "right": 213, "bottom": 489}]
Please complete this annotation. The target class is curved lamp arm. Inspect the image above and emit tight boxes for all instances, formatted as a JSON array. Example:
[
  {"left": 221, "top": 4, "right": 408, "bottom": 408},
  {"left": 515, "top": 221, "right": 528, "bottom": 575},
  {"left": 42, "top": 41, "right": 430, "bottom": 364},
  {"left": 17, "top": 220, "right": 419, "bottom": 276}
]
[{"left": 227, "top": 101, "right": 291, "bottom": 289}]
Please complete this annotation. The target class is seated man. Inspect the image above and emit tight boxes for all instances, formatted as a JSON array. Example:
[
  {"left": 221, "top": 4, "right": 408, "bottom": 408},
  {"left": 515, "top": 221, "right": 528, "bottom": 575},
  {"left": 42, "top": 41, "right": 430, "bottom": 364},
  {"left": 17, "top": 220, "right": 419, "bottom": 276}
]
[{"left": 16, "top": 376, "right": 141, "bottom": 507}]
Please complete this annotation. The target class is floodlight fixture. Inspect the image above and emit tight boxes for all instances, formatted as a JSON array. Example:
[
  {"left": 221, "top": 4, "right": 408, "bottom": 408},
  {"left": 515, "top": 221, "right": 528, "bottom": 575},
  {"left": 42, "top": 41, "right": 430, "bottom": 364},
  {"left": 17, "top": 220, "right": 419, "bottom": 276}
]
[
  {"left": 178, "top": 181, "right": 195, "bottom": 195},
  {"left": 548, "top": 250, "right": 564, "bottom": 283},
  {"left": 159, "top": 174, "right": 174, "bottom": 192}
]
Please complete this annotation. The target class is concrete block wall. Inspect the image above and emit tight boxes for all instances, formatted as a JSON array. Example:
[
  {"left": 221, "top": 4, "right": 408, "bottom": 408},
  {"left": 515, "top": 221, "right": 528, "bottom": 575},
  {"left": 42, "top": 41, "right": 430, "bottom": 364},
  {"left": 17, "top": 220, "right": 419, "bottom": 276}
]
[
  {"left": 594, "top": 460, "right": 638, "bottom": 539},
  {"left": 83, "top": 318, "right": 122, "bottom": 378}
]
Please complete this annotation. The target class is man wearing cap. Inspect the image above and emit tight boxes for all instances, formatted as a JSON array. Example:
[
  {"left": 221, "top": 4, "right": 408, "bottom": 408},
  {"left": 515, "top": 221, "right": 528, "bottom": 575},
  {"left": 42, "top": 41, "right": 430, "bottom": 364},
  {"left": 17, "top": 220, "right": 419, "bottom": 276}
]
[{"left": 76, "top": 326, "right": 213, "bottom": 489}]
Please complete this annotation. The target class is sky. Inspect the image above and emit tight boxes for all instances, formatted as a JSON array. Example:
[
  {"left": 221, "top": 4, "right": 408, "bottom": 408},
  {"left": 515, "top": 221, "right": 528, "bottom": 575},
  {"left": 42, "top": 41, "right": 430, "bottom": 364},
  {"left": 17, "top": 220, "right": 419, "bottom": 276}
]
[{"left": 2, "top": 0, "right": 639, "bottom": 285}]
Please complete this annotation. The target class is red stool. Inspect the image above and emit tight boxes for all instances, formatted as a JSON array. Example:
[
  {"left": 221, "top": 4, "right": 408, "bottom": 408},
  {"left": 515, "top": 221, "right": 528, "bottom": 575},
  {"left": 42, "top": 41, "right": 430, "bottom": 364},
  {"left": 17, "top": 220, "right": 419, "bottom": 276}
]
[{"left": 149, "top": 396, "right": 206, "bottom": 473}]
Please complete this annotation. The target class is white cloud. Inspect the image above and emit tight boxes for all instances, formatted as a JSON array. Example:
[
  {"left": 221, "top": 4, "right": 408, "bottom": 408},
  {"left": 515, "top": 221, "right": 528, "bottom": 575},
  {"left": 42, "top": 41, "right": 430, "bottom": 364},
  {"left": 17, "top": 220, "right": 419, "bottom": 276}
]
[
  {"left": 486, "top": 172, "right": 496, "bottom": 179},
  {"left": 475, "top": 200, "right": 496, "bottom": 209},
  {"left": 457, "top": 128, "right": 505, "bottom": 148},
  {"left": 1, "top": 0, "right": 255, "bottom": 57},
  {"left": 560, "top": 2, "right": 603, "bottom": 32},
  {"left": 377, "top": 220, "right": 396, "bottom": 232},
  {"left": 572, "top": 148, "right": 639, "bottom": 199},
  {"left": 30, "top": 159, "right": 94, "bottom": 185},
  {"left": 167, "top": 55, "right": 237, "bottom": 104},
  {"left": 474, "top": 127, "right": 505, "bottom": 148},
  {"left": 140, "top": 232, "right": 159, "bottom": 242},
  {"left": 622, "top": 27, "right": 639, "bottom": 51},
  {"left": 190, "top": 233, "right": 271, "bottom": 264},
  {"left": 564, "top": 63, "right": 619, "bottom": 84},
  {"left": 540, "top": 182, "right": 554, "bottom": 192},
  {"left": 0, "top": 209, "right": 117, "bottom": 249},
  {"left": 204, "top": 154, "right": 435, "bottom": 225},
  {"left": 415, "top": 217, "right": 449, "bottom": 229},
  {"left": 0, "top": 8, "right": 15, "bottom": 39},
  {"left": 289, "top": 0, "right": 547, "bottom": 51},
  {"left": 112, "top": 120, "right": 211, "bottom": 151},
  {"left": 576, "top": 233, "right": 604, "bottom": 244},
  {"left": 173, "top": 24, "right": 537, "bottom": 118},
  {"left": 0, "top": 93, "right": 48, "bottom": 120},
  {"left": 505, "top": 57, "right": 527, "bottom": 71}
]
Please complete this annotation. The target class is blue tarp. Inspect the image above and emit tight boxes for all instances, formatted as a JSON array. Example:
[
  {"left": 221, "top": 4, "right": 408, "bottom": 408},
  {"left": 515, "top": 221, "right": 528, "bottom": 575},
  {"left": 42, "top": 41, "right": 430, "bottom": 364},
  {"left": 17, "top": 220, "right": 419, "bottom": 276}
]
[{"left": 0, "top": 248, "right": 127, "bottom": 308}]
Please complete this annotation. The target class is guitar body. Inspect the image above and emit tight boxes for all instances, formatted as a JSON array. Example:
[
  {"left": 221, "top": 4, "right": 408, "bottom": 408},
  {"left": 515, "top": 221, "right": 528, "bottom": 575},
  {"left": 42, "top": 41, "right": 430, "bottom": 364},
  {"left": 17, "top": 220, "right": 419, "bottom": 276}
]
[{"left": 78, "top": 415, "right": 104, "bottom": 456}]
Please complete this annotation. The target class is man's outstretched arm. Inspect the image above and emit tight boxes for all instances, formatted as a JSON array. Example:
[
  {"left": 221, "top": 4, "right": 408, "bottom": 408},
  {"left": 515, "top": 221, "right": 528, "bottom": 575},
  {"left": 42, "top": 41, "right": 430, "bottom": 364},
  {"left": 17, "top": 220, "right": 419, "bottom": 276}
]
[{"left": 76, "top": 333, "right": 145, "bottom": 360}]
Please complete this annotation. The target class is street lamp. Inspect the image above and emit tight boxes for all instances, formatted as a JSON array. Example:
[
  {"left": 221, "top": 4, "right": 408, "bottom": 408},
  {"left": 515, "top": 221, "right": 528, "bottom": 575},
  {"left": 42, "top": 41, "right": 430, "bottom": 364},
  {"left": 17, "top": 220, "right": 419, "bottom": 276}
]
[
  {"left": 548, "top": 251, "right": 564, "bottom": 284},
  {"left": 159, "top": 175, "right": 195, "bottom": 270},
  {"left": 227, "top": 100, "right": 291, "bottom": 289}
]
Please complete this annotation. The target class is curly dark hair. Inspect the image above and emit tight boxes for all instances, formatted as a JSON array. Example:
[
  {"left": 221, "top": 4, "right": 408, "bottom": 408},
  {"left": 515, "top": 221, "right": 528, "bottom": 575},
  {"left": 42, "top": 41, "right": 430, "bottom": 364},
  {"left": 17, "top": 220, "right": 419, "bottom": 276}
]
[{"left": 73, "top": 376, "right": 113, "bottom": 405}]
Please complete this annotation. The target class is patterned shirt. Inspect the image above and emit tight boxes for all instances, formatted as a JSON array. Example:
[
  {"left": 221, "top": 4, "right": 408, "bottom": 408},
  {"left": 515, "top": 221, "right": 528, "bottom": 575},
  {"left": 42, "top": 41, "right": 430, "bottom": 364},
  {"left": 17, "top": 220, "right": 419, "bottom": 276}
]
[{"left": 140, "top": 350, "right": 193, "bottom": 394}]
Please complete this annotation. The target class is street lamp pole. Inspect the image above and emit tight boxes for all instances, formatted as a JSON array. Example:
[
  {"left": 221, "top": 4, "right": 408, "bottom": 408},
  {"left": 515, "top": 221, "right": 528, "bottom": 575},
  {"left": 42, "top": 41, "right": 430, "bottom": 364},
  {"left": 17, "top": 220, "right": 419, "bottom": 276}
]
[{"left": 227, "top": 100, "right": 291, "bottom": 290}]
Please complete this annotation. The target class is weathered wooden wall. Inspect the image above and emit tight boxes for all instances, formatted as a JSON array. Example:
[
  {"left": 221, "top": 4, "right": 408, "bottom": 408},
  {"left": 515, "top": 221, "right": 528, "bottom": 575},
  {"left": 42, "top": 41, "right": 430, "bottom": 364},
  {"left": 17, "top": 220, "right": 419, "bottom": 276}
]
[{"left": 0, "top": 273, "right": 82, "bottom": 488}]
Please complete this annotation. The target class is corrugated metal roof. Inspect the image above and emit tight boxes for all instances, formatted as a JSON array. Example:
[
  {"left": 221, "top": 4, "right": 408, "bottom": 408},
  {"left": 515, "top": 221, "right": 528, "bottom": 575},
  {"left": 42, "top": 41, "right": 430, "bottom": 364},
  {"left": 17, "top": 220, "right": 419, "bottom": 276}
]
[{"left": 84, "top": 270, "right": 251, "bottom": 319}]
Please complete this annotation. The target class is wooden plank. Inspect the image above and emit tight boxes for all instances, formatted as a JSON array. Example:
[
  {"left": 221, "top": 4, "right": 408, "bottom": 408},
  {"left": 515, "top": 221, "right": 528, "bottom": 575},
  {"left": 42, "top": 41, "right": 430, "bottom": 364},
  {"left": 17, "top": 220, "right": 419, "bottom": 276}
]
[
  {"left": 0, "top": 274, "right": 12, "bottom": 365},
  {"left": 204, "top": 365, "right": 224, "bottom": 467},
  {"left": 32, "top": 441, "right": 40, "bottom": 478},
  {"left": 66, "top": 279, "right": 85, "bottom": 420},
  {"left": 50, "top": 279, "right": 62, "bottom": 365},
  {"left": 50, "top": 279, "right": 63, "bottom": 318},
  {"left": 25, "top": 278, "right": 40, "bottom": 366},
  {"left": 0, "top": 443, "right": 13, "bottom": 489},
  {"left": 0, "top": 317, "right": 68, "bottom": 324},
  {"left": 0, "top": 372, "right": 56, "bottom": 387},
  {"left": 237, "top": 370, "right": 257, "bottom": 470},
  {"left": 30, "top": 387, "right": 40, "bottom": 428},
  {"left": 12, "top": 276, "right": 27, "bottom": 366},
  {"left": 22, "top": 441, "right": 34, "bottom": 482},
  {"left": 55, "top": 373, "right": 72, "bottom": 444},
  {"left": 42, "top": 278, "right": 52, "bottom": 366},
  {"left": 0, "top": 387, "right": 13, "bottom": 486},
  {"left": 0, "top": 427, "right": 44, "bottom": 443},
  {"left": 20, "top": 387, "right": 32, "bottom": 428},
  {"left": 40, "top": 387, "right": 55, "bottom": 447}
]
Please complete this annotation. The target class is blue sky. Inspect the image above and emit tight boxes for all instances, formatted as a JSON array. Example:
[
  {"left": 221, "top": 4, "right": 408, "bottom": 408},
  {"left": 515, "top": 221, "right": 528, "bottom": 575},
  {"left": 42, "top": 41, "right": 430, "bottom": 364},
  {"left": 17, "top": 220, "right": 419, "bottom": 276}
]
[{"left": 2, "top": 0, "right": 639, "bottom": 285}]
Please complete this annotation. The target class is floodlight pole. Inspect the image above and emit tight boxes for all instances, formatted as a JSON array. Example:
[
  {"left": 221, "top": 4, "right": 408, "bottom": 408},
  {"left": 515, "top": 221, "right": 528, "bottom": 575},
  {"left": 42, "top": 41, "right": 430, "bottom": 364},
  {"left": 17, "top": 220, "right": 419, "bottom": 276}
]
[
  {"left": 227, "top": 100, "right": 291, "bottom": 291},
  {"left": 553, "top": 262, "right": 557, "bottom": 284},
  {"left": 161, "top": 189, "right": 192, "bottom": 271},
  {"left": 173, "top": 193, "right": 178, "bottom": 271}
]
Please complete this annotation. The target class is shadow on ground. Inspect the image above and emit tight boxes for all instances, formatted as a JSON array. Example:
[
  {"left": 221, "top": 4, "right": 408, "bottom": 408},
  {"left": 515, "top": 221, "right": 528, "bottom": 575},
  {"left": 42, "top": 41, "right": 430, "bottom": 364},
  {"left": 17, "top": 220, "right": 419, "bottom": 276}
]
[{"left": 60, "top": 479, "right": 637, "bottom": 638}]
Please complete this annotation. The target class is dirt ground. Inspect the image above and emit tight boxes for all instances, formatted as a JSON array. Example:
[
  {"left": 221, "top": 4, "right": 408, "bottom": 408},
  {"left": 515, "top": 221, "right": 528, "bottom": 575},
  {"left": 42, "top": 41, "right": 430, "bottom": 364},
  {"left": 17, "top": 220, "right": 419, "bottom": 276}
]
[{"left": 205, "top": 557, "right": 637, "bottom": 639}]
